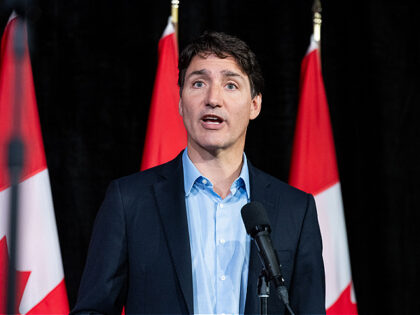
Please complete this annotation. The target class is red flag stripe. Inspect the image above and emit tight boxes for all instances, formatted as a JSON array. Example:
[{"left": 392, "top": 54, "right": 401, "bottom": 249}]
[
  {"left": 289, "top": 48, "right": 339, "bottom": 195},
  {"left": 289, "top": 37, "right": 357, "bottom": 314},
  {"left": 0, "top": 14, "right": 69, "bottom": 314},
  {"left": 141, "top": 19, "right": 187, "bottom": 170},
  {"left": 0, "top": 16, "right": 47, "bottom": 192}
]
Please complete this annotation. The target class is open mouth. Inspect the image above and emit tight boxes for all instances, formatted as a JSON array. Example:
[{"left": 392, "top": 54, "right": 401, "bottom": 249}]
[{"left": 201, "top": 114, "right": 224, "bottom": 124}]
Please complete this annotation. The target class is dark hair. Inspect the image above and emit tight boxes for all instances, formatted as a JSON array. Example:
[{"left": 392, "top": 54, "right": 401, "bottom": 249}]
[{"left": 178, "top": 32, "right": 264, "bottom": 98}]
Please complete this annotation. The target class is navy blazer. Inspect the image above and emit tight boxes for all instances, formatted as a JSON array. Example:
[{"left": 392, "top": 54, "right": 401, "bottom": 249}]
[{"left": 71, "top": 153, "right": 325, "bottom": 315}]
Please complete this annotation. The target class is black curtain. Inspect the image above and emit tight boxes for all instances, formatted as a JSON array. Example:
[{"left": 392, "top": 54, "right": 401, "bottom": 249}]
[{"left": 1, "top": 0, "right": 419, "bottom": 314}]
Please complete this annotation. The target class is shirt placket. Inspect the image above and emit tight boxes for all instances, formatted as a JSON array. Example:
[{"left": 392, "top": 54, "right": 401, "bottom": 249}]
[{"left": 215, "top": 198, "right": 229, "bottom": 315}]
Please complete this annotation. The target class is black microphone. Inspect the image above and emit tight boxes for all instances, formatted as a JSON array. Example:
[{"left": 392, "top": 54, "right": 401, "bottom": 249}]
[{"left": 241, "top": 201, "right": 295, "bottom": 315}]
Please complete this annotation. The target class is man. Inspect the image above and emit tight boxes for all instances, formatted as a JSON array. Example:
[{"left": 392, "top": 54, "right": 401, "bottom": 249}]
[{"left": 71, "top": 32, "right": 325, "bottom": 315}]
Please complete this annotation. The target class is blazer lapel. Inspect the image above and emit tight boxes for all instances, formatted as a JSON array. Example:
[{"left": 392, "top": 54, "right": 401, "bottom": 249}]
[
  {"left": 245, "top": 162, "right": 279, "bottom": 315},
  {"left": 154, "top": 155, "right": 193, "bottom": 314}
]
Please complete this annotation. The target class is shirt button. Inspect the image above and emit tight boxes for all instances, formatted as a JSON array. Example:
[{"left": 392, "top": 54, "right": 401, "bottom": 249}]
[
  {"left": 220, "top": 239, "right": 226, "bottom": 244},
  {"left": 220, "top": 275, "right": 226, "bottom": 281},
  {"left": 202, "top": 179, "right": 207, "bottom": 184},
  {"left": 219, "top": 204, "right": 224, "bottom": 208}
]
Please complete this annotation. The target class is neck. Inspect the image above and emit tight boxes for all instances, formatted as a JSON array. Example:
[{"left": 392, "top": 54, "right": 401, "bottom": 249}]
[{"left": 187, "top": 145, "right": 244, "bottom": 199}]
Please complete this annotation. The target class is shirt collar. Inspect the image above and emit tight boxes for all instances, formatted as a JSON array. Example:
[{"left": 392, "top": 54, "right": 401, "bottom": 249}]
[{"left": 182, "top": 148, "right": 251, "bottom": 198}]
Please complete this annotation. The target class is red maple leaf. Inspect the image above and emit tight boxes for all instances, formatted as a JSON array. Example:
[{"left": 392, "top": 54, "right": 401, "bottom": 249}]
[
  {"left": 0, "top": 236, "right": 31, "bottom": 315},
  {"left": 327, "top": 283, "right": 358, "bottom": 315}
]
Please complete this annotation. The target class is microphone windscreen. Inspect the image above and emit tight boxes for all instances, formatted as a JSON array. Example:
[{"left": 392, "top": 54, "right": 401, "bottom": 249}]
[{"left": 241, "top": 201, "right": 271, "bottom": 235}]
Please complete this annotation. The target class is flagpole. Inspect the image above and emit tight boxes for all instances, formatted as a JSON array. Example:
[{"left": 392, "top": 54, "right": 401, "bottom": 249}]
[
  {"left": 312, "top": 0, "right": 322, "bottom": 43},
  {"left": 171, "top": 0, "right": 179, "bottom": 42}
]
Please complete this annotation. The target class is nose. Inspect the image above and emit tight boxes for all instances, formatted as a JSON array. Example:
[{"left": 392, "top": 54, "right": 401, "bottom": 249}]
[{"left": 206, "top": 84, "right": 222, "bottom": 108}]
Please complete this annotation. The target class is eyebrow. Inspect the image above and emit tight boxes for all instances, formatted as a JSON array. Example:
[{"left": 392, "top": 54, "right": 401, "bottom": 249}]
[
  {"left": 221, "top": 70, "right": 242, "bottom": 78},
  {"left": 186, "top": 69, "right": 208, "bottom": 80},
  {"left": 186, "top": 69, "right": 244, "bottom": 80}
]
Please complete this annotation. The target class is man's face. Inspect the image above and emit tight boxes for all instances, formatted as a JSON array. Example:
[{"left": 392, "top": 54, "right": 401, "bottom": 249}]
[{"left": 179, "top": 54, "right": 261, "bottom": 155}]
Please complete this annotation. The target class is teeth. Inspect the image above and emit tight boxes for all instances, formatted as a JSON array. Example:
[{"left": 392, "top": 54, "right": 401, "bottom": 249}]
[{"left": 203, "top": 115, "right": 222, "bottom": 123}]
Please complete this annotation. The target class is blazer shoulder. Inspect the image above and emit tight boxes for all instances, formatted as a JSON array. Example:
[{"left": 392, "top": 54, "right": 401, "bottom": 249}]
[{"left": 114, "top": 154, "right": 182, "bottom": 188}]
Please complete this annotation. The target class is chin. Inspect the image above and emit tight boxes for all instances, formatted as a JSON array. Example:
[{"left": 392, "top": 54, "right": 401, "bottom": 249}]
[
  {"left": 203, "top": 141, "right": 240, "bottom": 155},
  {"left": 200, "top": 143, "right": 225, "bottom": 152}
]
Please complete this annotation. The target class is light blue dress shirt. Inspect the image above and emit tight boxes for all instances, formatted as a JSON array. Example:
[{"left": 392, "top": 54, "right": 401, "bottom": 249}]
[{"left": 182, "top": 149, "right": 251, "bottom": 315}]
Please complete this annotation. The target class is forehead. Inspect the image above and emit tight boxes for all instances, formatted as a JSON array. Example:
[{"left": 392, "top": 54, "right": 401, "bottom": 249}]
[{"left": 185, "top": 54, "right": 248, "bottom": 78}]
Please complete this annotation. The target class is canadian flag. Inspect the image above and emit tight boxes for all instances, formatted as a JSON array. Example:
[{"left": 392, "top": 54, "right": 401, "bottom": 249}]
[
  {"left": 140, "top": 18, "right": 187, "bottom": 171},
  {"left": 0, "top": 14, "right": 69, "bottom": 314},
  {"left": 289, "top": 36, "right": 358, "bottom": 314}
]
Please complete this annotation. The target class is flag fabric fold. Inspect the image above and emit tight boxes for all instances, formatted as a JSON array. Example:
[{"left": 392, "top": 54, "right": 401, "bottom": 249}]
[
  {"left": 141, "top": 18, "right": 187, "bottom": 171},
  {"left": 0, "top": 14, "right": 69, "bottom": 314},
  {"left": 289, "top": 36, "right": 358, "bottom": 314}
]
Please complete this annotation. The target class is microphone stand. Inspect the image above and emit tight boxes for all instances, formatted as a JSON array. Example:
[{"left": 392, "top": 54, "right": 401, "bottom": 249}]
[
  {"left": 6, "top": 14, "right": 26, "bottom": 315},
  {"left": 257, "top": 270, "right": 270, "bottom": 315},
  {"left": 256, "top": 268, "right": 296, "bottom": 315}
]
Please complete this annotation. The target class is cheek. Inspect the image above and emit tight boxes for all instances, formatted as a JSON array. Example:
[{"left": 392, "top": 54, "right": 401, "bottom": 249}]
[
  {"left": 181, "top": 105, "right": 192, "bottom": 119},
  {"left": 179, "top": 100, "right": 189, "bottom": 116},
  {"left": 181, "top": 97, "right": 201, "bottom": 117},
  {"left": 179, "top": 105, "right": 197, "bottom": 130},
  {"left": 229, "top": 100, "right": 252, "bottom": 120}
]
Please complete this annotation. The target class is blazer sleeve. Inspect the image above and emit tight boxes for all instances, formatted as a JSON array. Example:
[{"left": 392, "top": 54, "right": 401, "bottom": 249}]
[
  {"left": 289, "top": 193, "right": 326, "bottom": 315},
  {"left": 70, "top": 180, "right": 128, "bottom": 315}
]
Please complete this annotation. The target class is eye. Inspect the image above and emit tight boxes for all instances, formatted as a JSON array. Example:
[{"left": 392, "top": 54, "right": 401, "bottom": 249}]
[
  {"left": 192, "top": 81, "right": 205, "bottom": 88},
  {"left": 226, "top": 82, "right": 238, "bottom": 90}
]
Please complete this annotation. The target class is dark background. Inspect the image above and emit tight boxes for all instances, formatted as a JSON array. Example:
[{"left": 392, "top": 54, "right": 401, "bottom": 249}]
[{"left": 1, "top": 0, "right": 420, "bottom": 314}]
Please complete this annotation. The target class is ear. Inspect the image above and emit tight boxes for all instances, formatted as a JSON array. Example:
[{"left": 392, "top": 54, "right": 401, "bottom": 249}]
[
  {"left": 249, "top": 93, "right": 262, "bottom": 120},
  {"left": 179, "top": 99, "right": 184, "bottom": 117}
]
